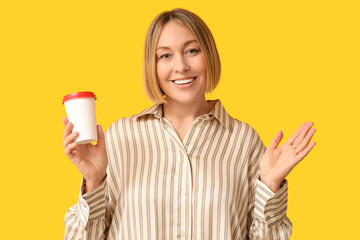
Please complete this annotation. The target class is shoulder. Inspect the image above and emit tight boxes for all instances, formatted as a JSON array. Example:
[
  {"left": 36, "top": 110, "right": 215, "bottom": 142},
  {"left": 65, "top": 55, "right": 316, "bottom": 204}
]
[
  {"left": 105, "top": 104, "right": 161, "bottom": 138},
  {"left": 213, "top": 99, "right": 262, "bottom": 143},
  {"left": 231, "top": 117, "right": 259, "bottom": 136},
  {"left": 105, "top": 116, "right": 133, "bottom": 136},
  {"left": 219, "top": 104, "right": 264, "bottom": 153},
  {"left": 227, "top": 118, "right": 266, "bottom": 170}
]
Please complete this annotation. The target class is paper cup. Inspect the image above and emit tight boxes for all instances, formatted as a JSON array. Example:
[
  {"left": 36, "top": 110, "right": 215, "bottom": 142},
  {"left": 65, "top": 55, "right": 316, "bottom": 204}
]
[{"left": 63, "top": 91, "right": 97, "bottom": 144}]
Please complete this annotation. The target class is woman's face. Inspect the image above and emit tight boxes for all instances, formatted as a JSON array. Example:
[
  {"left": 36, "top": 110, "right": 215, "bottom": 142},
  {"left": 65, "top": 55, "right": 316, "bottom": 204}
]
[{"left": 156, "top": 20, "right": 207, "bottom": 104}]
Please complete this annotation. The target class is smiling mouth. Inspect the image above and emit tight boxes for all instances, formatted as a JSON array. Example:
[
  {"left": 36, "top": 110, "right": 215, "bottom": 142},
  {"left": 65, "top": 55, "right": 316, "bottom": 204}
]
[{"left": 171, "top": 77, "right": 197, "bottom": 85}]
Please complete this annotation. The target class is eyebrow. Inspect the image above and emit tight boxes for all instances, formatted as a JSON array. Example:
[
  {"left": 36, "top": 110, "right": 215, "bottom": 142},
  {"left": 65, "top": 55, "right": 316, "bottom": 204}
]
[{"left": 156, "top": 39, "right": 198, "bottom": 50}]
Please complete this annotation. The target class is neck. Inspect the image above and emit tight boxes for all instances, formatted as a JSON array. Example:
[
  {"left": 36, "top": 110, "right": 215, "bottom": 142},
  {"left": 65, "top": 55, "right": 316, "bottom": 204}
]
[{"left": 163, "top": 96, "right": 211, "bottom": 122}]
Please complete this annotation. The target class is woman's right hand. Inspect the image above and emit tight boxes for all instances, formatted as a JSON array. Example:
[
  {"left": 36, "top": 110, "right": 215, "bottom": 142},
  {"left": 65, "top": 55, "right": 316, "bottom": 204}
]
[{"left": 62, "top": 117, "right": 108, "bottom": 193}]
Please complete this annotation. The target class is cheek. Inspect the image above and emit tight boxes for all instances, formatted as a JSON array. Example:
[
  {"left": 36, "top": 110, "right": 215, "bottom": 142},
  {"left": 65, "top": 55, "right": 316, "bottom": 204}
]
[
  {"left": 156, "top": 62, "right": 169, "bottom": 81},
  {"left": 190, "top": 56, "right": 206, "bottom": 74},
  {"left": 197, "top": 58, "right": 207, "bottom": 88},
  {"left": 198, "top": 58, "right": 207, "bottom": 73}
]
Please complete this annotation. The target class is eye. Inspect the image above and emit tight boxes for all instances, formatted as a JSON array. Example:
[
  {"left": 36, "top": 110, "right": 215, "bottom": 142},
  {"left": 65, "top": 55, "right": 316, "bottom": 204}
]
[
  {"left": 187, "top": 48, "right": 200, "bottom": 55},
  {"left": 159, "top": 53, "right": 171, "bottom": 59}
]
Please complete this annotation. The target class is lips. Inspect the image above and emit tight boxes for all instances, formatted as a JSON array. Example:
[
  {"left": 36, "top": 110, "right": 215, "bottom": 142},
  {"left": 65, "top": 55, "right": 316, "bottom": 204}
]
[{"left": 171, "top": 77, "right": 197, "bottom": 85}]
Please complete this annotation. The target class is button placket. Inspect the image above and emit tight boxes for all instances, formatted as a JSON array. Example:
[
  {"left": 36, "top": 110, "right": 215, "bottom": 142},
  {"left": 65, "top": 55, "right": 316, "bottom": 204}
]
[
  {"left": 180, "top": 156, "right": 187, "bottom": 198},
  {"left": 179, "top": 154, "right": 191, "bottom": 239}
]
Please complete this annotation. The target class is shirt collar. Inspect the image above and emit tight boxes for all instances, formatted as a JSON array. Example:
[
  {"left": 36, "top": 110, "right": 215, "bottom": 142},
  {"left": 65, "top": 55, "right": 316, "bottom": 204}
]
[
  {"left": 207, "top": 100, "right": 231, "bottom": 130},
  {"left": 133, "top": 99, "right": 231, "bottom": 130},
  {"left": 132, "top": 103, "right": 163, "bottom": 120}
]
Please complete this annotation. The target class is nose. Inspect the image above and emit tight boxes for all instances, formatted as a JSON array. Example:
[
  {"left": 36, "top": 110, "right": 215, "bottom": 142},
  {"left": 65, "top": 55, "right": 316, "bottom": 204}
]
[{"left": 174, "top": 55, "right": 190, "bottom": 73}]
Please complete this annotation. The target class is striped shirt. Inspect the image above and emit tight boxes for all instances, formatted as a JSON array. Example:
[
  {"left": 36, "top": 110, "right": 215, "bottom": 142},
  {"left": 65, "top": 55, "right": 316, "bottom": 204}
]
[{"left": 64, "top": 99, "right": 292, "bottom": 240}]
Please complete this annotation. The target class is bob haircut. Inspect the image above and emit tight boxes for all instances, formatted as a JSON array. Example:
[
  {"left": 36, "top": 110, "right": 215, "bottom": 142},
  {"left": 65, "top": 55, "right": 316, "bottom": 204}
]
[{"left": 143, "top": 8, "right": 221, "bottom": 104}]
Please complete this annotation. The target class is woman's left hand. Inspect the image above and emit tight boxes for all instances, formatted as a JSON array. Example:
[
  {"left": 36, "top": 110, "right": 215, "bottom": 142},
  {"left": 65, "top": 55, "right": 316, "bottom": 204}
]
[{"left": 259, "top": 122, "right": 316, "bottom": 193}]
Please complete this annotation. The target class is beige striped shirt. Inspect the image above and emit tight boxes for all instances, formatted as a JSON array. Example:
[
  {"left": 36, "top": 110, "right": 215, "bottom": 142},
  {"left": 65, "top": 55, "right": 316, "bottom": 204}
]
[{"left": 64, "top": 100, "right": 292, "bottom": 240}]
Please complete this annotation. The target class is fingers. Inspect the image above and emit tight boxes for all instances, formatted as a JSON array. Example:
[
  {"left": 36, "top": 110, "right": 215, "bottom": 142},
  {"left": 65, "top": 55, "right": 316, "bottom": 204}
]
[
  {"left": 63, "top": 120, "right": 73, "bottom": 139},
  {"left": 286, "top": 122, "right": 313, "bottom": 147},
  {"left": 286, "top": 122, "right": 307, "bottom": 145},
  {"left": 62, "top": 117, "right": 77, "bottom": 156},
  {"left": 64, "top": 141, "right": 78, "bottom": 156},
  {"left": 295, "top": 127, "right": 316, "bottom": 154},
  {"left": 268, "top": 131, "right": 283, "bottom": 151},
  {"left": 292, "top": 122, "right": 314, "bottom": 147},
  {"left": 292, "top": 122, "right": 316, "bottom": 165},
  {"left": 62, "top": 117, "right": 69, "bottom": 126},
  {"left": 63, "top": 131, "right": 79, "bottom": 148},
  {"left": 63, "top": 130, "right": 79, "bottom": 157},
  {"left": 296, "top": 141, "right": 316, "bottom": 163}
]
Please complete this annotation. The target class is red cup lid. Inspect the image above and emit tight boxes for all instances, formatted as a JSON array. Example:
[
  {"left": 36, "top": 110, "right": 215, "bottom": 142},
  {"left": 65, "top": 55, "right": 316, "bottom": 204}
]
[{"left": 62, "top": 91, "right": 97, "bottom": 104}]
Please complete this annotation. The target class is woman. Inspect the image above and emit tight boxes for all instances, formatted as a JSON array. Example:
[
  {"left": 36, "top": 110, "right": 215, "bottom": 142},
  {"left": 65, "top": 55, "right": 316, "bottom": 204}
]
[{"left": 63, "top": 8, "right": 316, "bottom": 240}]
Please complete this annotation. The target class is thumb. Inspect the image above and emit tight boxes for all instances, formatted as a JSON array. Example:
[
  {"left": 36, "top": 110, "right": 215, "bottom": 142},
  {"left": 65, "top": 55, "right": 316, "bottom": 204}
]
[
  {"left": 96, "top": 125, "right": 106, "bottom": 148},
  {"left": 268, "top": 131, "right": 283, "bottom": 151}
]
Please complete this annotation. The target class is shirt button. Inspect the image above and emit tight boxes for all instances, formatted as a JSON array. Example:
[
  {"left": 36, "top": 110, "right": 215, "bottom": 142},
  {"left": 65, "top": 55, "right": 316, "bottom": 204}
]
[{"left": 180, "top": 231, "right": 185, "bottom": 237}]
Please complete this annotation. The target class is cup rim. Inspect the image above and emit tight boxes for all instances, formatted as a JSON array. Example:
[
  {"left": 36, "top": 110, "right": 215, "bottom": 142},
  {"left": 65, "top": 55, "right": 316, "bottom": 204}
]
[{"left": 63, "top": 91, "right": 97, "bottom": 104}]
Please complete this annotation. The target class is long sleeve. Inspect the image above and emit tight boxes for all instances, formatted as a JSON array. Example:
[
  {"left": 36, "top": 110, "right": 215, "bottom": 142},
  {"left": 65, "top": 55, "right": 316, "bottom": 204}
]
[
  {"left": 246, "top": 130, "right": 292, "bottom": 239},
  {"left": 248, "top": 179, "right": 292, "bottom": 239},
  {"left": 64, "top": 178, "right": 108, "bottom": 240}
]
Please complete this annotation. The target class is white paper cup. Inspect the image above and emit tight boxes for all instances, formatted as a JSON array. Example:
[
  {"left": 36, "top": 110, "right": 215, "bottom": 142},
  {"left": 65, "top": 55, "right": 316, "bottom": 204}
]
[{"left": 63, "top": 91, "right": 97, "bottom": 144}]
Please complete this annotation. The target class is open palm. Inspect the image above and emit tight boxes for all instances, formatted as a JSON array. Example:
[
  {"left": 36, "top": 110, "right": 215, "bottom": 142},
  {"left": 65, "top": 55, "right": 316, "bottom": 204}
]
[{"left": 260, "top": 122, "right": 316, "bottom": 192}]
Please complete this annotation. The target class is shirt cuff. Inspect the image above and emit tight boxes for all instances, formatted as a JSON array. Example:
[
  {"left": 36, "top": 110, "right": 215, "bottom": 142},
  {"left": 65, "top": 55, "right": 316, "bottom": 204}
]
[
  {"left": 77, "top": 177, "right": 107, "bottom": 227},
  {"left": 254, "top": 179, "right": 289, "bottom": 228}
]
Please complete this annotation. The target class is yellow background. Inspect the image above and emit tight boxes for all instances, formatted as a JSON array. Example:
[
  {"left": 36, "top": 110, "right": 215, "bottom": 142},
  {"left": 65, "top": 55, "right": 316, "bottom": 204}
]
[{"left": 1, "top": 0, "right": 359, "bottom": 239}]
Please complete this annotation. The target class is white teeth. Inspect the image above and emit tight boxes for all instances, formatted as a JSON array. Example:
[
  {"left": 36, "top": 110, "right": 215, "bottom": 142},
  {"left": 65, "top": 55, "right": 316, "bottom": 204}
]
[{"left": 173, "top": 78, "right": 195, "bottom": 85}]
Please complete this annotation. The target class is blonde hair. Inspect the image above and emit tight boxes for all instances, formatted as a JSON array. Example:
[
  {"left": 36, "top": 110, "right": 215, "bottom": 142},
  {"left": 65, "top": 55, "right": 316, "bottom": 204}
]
[{"left": 143, "top": 8, "right": 221, "bottom": 103}]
